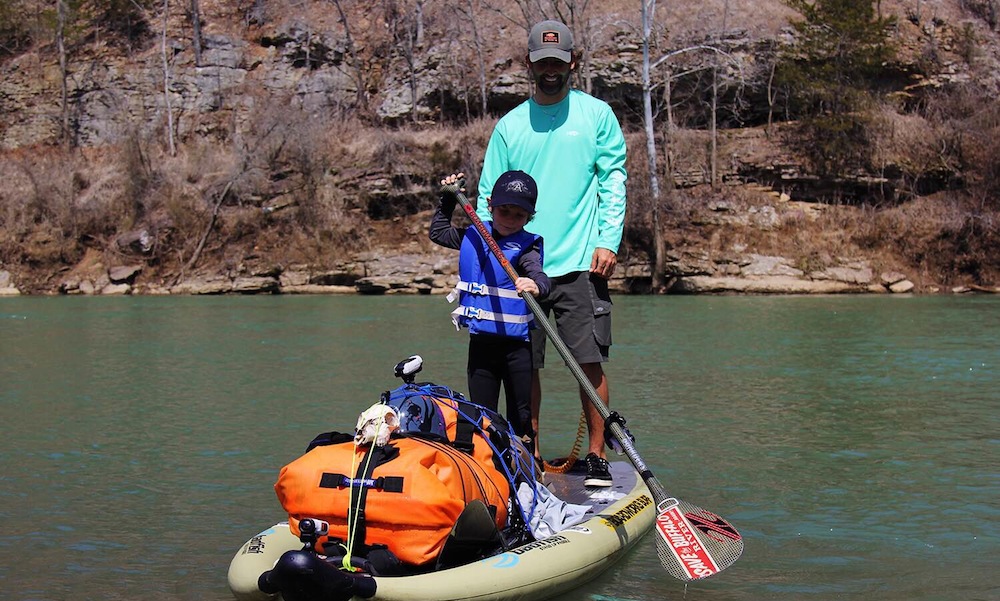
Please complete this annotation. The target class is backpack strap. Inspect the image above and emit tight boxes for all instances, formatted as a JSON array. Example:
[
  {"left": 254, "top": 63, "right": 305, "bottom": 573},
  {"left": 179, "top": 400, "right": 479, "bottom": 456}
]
[
  {"left": 422, "top": 383, "right": 480, "bottom": 454},
  {"left": 305, "top": 431, "right": 354, "bottom": 452},
  {"left": 453, "top": 398, "right": 479, "bottom": 454}
]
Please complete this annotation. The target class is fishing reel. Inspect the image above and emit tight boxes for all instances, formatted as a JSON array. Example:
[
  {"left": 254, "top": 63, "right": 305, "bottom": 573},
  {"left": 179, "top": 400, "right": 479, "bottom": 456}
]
[{"left": 394, "top": 355, "right": 423, "bottom": 384}]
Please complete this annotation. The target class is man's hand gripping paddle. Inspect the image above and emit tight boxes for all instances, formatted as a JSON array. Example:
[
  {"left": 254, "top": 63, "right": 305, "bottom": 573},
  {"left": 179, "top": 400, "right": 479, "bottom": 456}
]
[{"left": 440, "top": 180, "right": 744, "bottom": 581}]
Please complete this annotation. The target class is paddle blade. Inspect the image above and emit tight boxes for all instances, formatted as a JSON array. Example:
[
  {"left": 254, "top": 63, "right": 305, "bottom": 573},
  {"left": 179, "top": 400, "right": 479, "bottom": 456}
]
[{"left": 653, "top": 498, "right": 743, "bottom": 581}]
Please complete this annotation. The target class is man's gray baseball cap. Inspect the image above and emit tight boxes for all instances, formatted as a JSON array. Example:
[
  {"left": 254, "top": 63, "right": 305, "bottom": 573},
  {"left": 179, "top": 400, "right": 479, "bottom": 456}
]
[{"left": 528, "top": 20, "right": 573, "bottom": 63}]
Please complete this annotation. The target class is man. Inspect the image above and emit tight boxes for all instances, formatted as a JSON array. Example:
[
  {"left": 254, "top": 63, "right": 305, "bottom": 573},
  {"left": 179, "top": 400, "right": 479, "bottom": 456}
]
[{"left": 477, "top": 19, "right": 627, "bottom": 487}]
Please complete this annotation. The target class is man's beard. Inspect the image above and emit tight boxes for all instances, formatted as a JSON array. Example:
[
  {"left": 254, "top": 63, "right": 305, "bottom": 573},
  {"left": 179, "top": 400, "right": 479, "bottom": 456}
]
[{"left": 534, "top": 71, "right": 568, "bottom": 96}]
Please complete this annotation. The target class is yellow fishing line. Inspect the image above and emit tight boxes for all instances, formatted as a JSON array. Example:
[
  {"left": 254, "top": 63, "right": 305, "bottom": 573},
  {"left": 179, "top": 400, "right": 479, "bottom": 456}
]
[{"left": 344, "top": 413, "right": 386, "bottom": 572}]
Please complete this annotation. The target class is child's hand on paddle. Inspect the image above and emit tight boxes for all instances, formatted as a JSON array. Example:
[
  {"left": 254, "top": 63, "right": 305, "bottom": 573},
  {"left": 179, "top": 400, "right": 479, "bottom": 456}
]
[
  {"left": 515, "top": 277, "right": 539, "bottom": 297},
  {"left": 440, "top": 172, "right": 465, "bottom": 190}
]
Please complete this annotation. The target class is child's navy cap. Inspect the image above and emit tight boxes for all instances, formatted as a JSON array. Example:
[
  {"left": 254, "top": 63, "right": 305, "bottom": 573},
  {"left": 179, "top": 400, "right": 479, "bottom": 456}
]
[{"left": 491, "top": 171, "right": 537, "bottom": 214}]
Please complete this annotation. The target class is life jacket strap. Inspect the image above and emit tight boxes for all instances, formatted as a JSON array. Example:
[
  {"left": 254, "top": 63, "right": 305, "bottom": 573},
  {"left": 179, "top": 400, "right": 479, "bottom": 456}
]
[
  {"left": 449, "top": 280, "right": 522, "bottom": 300},
  {"left": 450, "top": 305, "right": 534, "bottom": 328}
]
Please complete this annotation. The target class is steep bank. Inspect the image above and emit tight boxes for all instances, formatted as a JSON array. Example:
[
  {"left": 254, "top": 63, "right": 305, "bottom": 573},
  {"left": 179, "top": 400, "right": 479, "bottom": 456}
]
[
  {"left": 2, "top": 1, "right": 999, "bottom": 295},
  {"left": 1, "top": 123, "right": 999, "bottom": 296},
  {"left": 1, "top": 171, "right": 996, "bottom": 297}
]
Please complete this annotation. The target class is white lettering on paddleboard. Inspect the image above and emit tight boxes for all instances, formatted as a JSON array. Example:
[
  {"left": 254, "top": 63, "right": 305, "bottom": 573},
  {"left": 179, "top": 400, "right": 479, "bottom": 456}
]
[{"left": 654, "top": 506, "right": 720, "bottom": 579}]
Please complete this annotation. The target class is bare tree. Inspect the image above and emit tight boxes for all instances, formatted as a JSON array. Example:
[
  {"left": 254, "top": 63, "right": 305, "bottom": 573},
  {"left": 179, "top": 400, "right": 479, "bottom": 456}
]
[
  {"left": 326, "top": 0, "right": 370, "bottom": 112},
  {"left": 57, "top": 0, "right": 70, "bottom": 147},
  {"left": 636, "top": 3, "right": 745, "bottom": 291},
  {"left": 710, "top": 58, "right": 718, "bottom": 188},
  {"left": 382, "top": 0, "right": 419, "bottom": 121},
  {"left": 405, "top": 17, "right": 418, "bottom": 122},
  {"left": 652, "top": 44, "right": 742, "bottom": 186},
  {"left": 640, "top": 0, "right": 668, "bottom": 292},
  {"left": 465, "top": 0, "right": 488, "bottom": 116},
  {"left": 766, "top": 60, "right": 777, "bottom": 136},
  {"left": 450, "top": 0, "right": 489, "bottom": 119},
  {"left": 160, "top": 0, "right": 176, "bottom": 155},
  {"left": 189, "top": 0, "right": 202, "bottom": 66},
  {"left": 709, "top": 0, "right": 731, "bottom": 190}
]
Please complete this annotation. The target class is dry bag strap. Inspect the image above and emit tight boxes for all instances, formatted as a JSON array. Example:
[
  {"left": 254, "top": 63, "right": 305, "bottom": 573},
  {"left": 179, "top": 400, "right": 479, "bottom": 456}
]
[
  {"left": 319, "top": 473, "right": 405, "bottom": 493},
  {"left": 322, "top": 444, "right": 399, "bottom": 555}
]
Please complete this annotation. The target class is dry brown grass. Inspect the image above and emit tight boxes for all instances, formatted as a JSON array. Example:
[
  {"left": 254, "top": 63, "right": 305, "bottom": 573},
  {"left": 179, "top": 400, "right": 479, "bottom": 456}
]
[
  {"left": 0, "top": 147, "right": 116, "bottom": 270},
  {"left": 849, "top": 194, "right": 1000, "bottom": 286},
  {"left": 3, "top": 112, "right": 999, "bottom": 293},
  {"left": 872, "top": 107, "right": 956, "bottom": 189}
]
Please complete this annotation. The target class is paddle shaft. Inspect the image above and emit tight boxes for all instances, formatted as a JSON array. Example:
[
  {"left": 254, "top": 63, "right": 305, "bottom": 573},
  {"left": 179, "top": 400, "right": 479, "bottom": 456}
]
[
  {"left": 443, "top": 184, "right": 667, "bottom": 500},
  {"left": 442, "top": 183, "right": 742, "bottom": 581}
]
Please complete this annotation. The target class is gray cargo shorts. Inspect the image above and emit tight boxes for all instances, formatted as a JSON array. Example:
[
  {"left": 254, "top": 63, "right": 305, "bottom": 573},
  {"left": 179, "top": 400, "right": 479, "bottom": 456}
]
[{"left": 531, "top": 271, "right": 612, "bottom": 368}]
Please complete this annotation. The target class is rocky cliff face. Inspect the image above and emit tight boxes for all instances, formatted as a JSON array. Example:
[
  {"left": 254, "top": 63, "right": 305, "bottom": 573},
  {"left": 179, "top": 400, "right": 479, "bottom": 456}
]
[
  {"left": 1, "top": 0, "right": 999, "bottom": 295},
  {"left": 4, "top": 1, "right": 998, "bottom": 149}
]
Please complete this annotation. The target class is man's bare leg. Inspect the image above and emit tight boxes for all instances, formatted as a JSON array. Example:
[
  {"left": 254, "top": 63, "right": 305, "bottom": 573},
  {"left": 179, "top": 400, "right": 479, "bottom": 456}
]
[{"left": 580, "top": 362, "right": 609, "bottom": 458}]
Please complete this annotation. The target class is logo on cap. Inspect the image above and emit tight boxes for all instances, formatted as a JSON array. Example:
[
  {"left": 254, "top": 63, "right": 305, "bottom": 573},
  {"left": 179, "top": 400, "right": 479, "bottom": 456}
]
[
  {"left": 542, "top": 31, "right": 560, "bottom": 44},
  {"left": 504, "top": 179, "right": 532, "bottom": 195}
]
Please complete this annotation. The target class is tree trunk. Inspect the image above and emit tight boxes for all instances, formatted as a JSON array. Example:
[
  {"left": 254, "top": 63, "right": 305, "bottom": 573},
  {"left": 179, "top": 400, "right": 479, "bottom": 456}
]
[
  {"left": 641, "top": 0, "right": 666, "bottom": 293},
  {"left": 327, "top": 0, "right": 369, "bottom": 112},
  {"left": 415, "top": 0, "right": 425, "bottom": 46},
  {"left": 161, "top": 0, "right": 176, "bottom": 156},
  {"left": 711, "top": 63, "right": 718, "bottom": 189},
  {"left": 57, "top": 0, "right": 69, "bottom": 147},
  {"left": 766, "top": 61, "right": 775, "bottom": 137},
  {"left": 466, "top": 0, "right": 488, "bottom": 116},
  {"left": 190, "top": 0, "right": 202, "bottom": 66},
  {"left": 710, "top": 0, "right": 729, "bottom": 190}
]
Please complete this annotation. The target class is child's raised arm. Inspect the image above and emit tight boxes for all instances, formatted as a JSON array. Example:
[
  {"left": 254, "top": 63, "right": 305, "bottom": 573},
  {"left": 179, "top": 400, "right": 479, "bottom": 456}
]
[{"left": 428, "top": 172, "right": 468, "bottom": 250}]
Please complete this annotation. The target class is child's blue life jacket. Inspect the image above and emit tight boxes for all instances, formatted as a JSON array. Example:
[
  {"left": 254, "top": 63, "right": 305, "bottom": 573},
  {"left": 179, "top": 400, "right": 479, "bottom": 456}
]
[{"left": 448, "top": 223, "right": 541, "bottom": 341}]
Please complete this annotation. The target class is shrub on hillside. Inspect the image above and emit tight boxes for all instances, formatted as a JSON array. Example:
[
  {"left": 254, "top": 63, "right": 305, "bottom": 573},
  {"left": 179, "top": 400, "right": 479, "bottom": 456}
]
[
  {"left": 0, "top": 0, "right": 33, "bottom": 57},
  {"left": 917, "top": 84, "right": 1000, "bottom": 209}
]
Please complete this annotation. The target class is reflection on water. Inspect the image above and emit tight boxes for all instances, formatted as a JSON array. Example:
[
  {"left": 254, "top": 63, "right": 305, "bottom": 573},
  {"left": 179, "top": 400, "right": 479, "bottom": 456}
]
[{"left": 1, "top": 295, "right": 997, "bottom": 601}]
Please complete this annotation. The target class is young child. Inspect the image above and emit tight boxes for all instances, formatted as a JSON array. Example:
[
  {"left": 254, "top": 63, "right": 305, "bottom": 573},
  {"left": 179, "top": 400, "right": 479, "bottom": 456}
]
[{"left": 429, "top": 170, "right": 550, "bottom": 448}]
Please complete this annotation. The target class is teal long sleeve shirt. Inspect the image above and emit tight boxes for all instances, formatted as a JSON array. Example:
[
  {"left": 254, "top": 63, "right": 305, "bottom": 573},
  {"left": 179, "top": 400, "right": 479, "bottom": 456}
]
[{"left": 478, "top": 89, "right": 628, "bottom": 278}]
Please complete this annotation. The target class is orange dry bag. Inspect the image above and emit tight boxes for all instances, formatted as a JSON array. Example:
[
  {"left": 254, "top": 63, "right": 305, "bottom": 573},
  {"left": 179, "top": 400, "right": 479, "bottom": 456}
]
[{"left": 275, "top": 434, "right": 510, "bottom": 568}]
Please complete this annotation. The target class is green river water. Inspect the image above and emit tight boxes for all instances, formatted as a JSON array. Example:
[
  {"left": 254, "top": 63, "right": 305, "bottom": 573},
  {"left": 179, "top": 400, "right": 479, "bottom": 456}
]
[{"left": 1, "top": 295, "right": 997, "bottom": 601}]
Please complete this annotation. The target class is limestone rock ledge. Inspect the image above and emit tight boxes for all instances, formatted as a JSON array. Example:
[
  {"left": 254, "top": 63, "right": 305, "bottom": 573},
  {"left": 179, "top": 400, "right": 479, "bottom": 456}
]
[
  {"left": 5, "top": 249, "right": 993, "bottom": 297},
  {"left": 1, "top": 255, "right": 927, "bottom": 296},
  {"left": 0, "top": 270, "right": 19, "bottom": 296},
  {"left": 673, "top": 276, "right": 875, "bottom": 294}
]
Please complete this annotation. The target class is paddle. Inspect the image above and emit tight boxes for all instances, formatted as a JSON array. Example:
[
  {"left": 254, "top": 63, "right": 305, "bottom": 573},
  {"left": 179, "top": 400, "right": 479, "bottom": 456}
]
[{"left": 441, "top": 181, "right": 744, "bottom": 581}]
